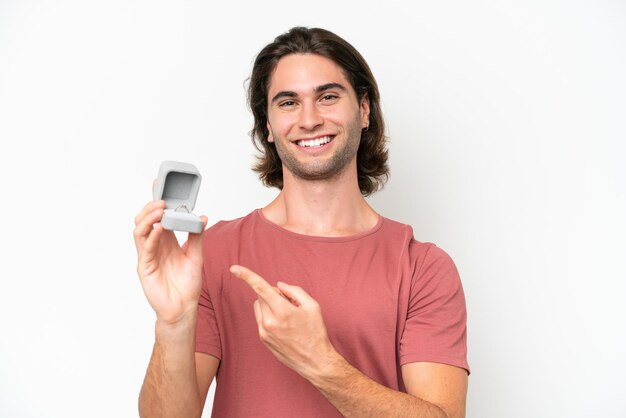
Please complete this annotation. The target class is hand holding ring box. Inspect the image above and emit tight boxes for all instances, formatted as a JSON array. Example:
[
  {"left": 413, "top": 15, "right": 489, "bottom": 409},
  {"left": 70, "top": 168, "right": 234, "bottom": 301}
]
[{"left": 152, "top": 161, "right": 203, "bottom": 234}]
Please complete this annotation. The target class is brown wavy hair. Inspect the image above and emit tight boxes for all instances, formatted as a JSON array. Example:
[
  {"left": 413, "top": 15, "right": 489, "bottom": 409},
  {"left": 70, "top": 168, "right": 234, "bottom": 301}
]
[{"left": 247, "top": 27, "right": 389, "bottom": 196}]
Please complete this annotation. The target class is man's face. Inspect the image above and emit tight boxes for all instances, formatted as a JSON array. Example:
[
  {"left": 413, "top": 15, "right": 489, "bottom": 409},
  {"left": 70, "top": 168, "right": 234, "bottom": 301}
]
[{"left": 266, "top": 53, "right": 370, "bottom": 182}]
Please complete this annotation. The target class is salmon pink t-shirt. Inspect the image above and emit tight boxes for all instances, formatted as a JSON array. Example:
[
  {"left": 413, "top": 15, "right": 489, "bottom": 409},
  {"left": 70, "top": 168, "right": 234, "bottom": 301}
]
[{"left": 196, "top": 209, "right": 468, "bottom": 417}]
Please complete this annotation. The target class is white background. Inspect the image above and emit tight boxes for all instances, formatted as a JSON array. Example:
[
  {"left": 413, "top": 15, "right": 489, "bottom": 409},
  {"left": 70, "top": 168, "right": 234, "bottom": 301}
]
[{"left": 1, "top": 1, "right": 625, "bottom": 417}]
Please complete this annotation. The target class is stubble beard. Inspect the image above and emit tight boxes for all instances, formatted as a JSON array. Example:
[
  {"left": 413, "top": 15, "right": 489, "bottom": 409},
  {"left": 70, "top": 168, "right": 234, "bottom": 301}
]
[{"left": 272, "top": 115, "right": 362, "bottom": 182}]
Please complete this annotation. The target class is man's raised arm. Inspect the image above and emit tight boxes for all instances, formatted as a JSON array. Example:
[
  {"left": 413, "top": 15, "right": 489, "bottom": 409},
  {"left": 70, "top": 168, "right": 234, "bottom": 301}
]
[
  {"left": 133, "top": 200, "right": 215, "bottom": 417},
  {"left": 231, "top": 264, "right": 468, "bottom": 418}
]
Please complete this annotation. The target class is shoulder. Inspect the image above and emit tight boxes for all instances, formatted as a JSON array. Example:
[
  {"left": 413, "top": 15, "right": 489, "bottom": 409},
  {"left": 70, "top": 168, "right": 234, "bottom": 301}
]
[
  {"left": 406, "top": 240, "right": 462, "bottom": 304},
  {"left": 379, "top": 217, "right": 452, "bottom": 260},
  {"left": 203, "top": 210, "right": 258, "bottom": 240},
  {"left": 380, "top": 216, "right": 460, "bottom": 284},
  {"left": 200, "top": 210, "right": 263, "bottom": 257},
  {"left": 410, "top": 240, "right": 457, "bottom": 269}
]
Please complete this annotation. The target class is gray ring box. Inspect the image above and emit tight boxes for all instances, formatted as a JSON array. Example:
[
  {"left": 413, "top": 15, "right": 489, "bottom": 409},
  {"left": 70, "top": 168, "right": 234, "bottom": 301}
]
[{"left": 152, "top": 161, "right": 203, "bottom": 234}]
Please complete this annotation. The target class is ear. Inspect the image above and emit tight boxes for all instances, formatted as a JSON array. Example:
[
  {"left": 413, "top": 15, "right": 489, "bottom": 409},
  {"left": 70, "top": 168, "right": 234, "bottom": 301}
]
[
  {"left": 266, "top": 121, "right": 274, "bottom": 143},
  {"left": 359, "top": 93, "right": 371, "bottom": 130}
]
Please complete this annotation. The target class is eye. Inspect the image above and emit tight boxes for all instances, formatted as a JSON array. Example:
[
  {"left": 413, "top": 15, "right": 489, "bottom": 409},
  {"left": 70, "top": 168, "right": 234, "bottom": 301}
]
[
  {"left": 279, "top": 100, "right": 296, "bottom": 108},
  {"left": 321, "top": 94, "right": 339, "bottom": 102}
]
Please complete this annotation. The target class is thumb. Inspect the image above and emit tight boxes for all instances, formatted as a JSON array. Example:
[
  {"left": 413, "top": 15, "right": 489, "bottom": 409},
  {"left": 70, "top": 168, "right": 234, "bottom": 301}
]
[{"left": 183, "top": 215, "right": 208, "bottom": 263}]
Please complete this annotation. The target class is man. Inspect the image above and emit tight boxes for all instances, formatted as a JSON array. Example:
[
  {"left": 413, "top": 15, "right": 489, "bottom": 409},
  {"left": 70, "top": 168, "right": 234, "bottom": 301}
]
[{"left": 134, "top": 27, "right": 469, "bottom": 417}]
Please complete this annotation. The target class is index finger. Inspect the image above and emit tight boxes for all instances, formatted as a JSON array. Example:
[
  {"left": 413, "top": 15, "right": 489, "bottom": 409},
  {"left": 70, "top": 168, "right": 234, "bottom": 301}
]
[
  {"left": 230, "top": 265, "right": 285, "bottom": 307},
  {"left": 134, "top": 199, "right": 166, "bottom": 226}
]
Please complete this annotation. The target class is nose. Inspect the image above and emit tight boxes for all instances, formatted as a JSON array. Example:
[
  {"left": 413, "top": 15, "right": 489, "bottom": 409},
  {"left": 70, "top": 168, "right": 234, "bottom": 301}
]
[{"left": 298, "top": 102, "right": 323, "bottom": 131}]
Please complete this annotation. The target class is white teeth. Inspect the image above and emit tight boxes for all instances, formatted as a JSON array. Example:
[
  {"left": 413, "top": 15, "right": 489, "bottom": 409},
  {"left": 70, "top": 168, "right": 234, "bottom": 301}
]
[{"left": 297, "top": 136, "right": 332, "bottom": 148}]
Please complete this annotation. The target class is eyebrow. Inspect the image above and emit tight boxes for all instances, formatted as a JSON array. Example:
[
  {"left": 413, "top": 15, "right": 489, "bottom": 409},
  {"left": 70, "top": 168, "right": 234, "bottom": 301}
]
[{"left": 270, "top": 82, "right": 348, "bottom": 104}]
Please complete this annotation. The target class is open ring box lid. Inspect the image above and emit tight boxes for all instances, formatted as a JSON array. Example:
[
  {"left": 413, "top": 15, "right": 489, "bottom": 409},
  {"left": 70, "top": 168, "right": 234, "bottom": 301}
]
[{"left": 153, "top": 161, "right": 203, "bottom": 233}]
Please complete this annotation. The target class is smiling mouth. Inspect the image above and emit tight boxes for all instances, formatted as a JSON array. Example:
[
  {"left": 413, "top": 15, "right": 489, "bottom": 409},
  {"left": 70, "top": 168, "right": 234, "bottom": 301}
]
[{"left": 295, "top": 135, "right": 335, "bottom": 148}]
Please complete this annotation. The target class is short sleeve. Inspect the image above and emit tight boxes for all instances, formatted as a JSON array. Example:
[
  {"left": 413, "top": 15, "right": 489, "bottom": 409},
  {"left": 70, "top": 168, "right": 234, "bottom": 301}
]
[
  {"left": 398, "top": 242, "right": 469, "bottom": 373},
  {"left": 195, "top": 269, "right": 222, "bottom": 359}
]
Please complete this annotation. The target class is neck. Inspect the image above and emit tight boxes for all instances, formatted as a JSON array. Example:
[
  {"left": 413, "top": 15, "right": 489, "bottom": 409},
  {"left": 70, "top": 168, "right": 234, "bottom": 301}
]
[{"left": 262, "top": 160, "right": 379, "bottom": 237}]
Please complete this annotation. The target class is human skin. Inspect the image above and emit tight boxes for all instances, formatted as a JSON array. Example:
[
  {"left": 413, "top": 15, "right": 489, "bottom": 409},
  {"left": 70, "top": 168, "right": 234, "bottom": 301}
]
[
  {"left": 238, "top": 53, "right": 468, "bottom": 417},
  {"left": 134, "top": 200, "right": 209, "bottom": 418},
  {"left": 266, "top": 54, "right": 365, "bottom": 184},
  {"left": 136, "top": 52, "right": 467, "bottom": 417},
  {"left": 229, "top": 263, "right": 467, "bottom": 418}
]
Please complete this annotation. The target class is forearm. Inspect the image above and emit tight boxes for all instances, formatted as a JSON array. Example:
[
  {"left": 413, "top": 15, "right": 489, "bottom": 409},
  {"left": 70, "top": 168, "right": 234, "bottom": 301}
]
[
  {"left": 310, "top": 355, "right": 448, "bottom": 418},
  {"left": 139, "top": 312, "right": 202, "bottom": 418}
]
